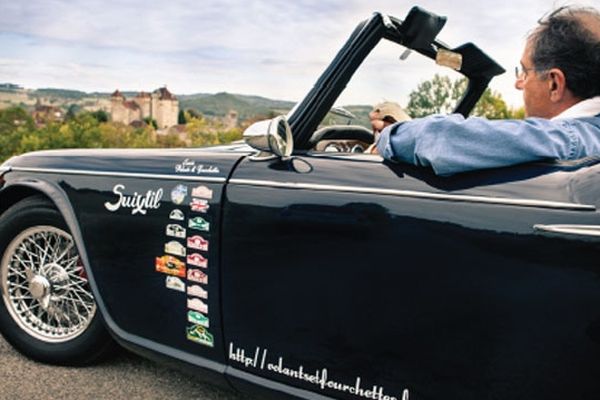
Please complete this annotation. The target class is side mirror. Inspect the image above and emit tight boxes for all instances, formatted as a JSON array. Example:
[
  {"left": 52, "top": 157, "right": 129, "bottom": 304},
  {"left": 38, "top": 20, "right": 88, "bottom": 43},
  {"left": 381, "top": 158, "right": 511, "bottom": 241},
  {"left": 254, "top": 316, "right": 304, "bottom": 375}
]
[{"left": 243, "top": 115, "right": 293, "bottom": 160}]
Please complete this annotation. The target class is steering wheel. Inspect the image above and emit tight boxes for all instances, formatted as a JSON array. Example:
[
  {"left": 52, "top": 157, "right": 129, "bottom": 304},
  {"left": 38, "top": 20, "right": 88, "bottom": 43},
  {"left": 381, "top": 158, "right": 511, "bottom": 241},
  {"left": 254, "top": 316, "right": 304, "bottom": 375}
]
[{"left": 308, "top": 125, "right": 374, "bottom": 152}]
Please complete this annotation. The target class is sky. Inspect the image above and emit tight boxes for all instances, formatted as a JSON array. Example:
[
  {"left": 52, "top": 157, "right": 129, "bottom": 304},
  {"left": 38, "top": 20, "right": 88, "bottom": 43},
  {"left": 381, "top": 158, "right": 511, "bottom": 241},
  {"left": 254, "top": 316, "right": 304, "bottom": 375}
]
[{"left": 1, "top": 0, "right": 599, "bottom": 108}]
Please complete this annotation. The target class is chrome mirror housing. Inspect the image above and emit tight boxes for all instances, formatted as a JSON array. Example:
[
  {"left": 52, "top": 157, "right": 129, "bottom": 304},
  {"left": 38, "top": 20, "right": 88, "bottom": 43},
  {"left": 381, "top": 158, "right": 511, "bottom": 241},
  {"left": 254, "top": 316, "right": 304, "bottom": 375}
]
[{"left": 243, "top": 116, "right": 293, "bottom": 160}]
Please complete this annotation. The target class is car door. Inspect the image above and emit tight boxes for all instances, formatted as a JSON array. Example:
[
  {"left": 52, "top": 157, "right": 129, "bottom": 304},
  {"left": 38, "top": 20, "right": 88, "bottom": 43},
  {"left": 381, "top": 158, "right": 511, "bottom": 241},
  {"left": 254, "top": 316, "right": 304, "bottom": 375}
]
[{"left": 221, "top": 153, "right": 600, "bottom": 400}]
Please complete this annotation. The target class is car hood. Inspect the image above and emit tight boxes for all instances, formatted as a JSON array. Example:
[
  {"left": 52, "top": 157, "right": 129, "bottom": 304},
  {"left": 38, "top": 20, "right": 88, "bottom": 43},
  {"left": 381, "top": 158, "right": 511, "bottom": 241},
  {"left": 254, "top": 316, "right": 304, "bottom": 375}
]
[{"left": 1, "top": 145, "right": 253, "bottom": 179}]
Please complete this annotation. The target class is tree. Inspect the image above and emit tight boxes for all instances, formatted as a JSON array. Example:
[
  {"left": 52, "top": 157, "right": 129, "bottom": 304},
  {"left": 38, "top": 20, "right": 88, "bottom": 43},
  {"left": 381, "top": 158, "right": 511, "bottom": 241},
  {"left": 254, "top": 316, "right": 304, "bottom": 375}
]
[
  {"left": 143, "top": 117, "right": 158, "bottom": 129},
  {"left": 178, "top": 110, "right": 187, "bottom": 125},
  {"left": 406, "top": 74, "right": 518, "bottom": 119},
  {"left": 65, "top": 104, "right": 81, "bottom": 120},
  {"left": 0, "top": 107, "right": 35, "bottom": 160},
  {"left": 90, "top": 110, "right": 109, "bottom": 123}
]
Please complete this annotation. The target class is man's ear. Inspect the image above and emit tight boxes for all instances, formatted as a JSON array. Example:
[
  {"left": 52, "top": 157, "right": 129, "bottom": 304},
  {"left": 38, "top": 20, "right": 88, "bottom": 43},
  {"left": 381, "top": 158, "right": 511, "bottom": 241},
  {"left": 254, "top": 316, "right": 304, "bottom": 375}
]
[{"left": 547, "top": 68, "right": 567, "bottom": 102}]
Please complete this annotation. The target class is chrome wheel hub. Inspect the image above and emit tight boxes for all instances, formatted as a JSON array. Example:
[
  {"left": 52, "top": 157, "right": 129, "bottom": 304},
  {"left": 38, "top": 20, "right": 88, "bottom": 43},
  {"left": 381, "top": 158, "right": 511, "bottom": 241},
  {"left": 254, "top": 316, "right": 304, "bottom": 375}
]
[
  {"left": 1, "top": 226, "right": 96, "bottom": 343},
  {"left": 29, "top": 275, "right": 50, "bottom": 301}
]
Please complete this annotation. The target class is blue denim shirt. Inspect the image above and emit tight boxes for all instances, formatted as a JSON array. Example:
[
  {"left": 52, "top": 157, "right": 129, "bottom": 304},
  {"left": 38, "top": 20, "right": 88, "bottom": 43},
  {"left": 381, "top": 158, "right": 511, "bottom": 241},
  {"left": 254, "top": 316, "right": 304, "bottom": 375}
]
[{"left": 377, "top": 114, "right": 600, "bottom": 175}]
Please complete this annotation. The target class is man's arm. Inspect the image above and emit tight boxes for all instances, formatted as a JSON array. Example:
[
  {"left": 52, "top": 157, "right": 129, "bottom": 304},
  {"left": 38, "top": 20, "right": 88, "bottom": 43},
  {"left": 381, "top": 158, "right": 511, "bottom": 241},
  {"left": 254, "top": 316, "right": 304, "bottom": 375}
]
[{"left": 376, "top": 114, "right": 600, "bottom": 175}]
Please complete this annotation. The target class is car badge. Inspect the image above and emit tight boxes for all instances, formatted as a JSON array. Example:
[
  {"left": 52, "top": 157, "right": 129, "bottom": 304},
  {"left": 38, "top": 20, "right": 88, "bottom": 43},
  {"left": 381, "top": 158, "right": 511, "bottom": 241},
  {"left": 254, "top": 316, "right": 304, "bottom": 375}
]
[
  {"left": 169, "top": 209, "right": 185, "bottom": 221},
  {"left": 187, "top": 253, "right": 208, "bottom": 268},
  {"left": 187, "top": 268, "right": 208, "bottom": 284},
  {"left": 187, "top": 284, "right": 208, "bottom": 299},
  {"left": 187, "top": 297, "right": 208, "bottom": 314},
  {"left": 186, "top": 325, "right": 214, "bottom": 347},
  {"left": 166, "top": 224, "right": 186, "bottom": 239},
  {"left": 190, "top": 198, "right": 209, "bottom": 213},
  {"left": 171, "top": 184, "right": 188, "bottom": 205},
  {"left": 165, "top": 276, "right": 185, "bottom": 292},
  {"left": 187, "top": 235, "right": 209, "bottom": 251},
  {"left": 188, "top": 217, "right": 210, "bottom": 232},
  {"left": 187, "top": 310, "right": 209, "bottom": 328},
  {"left": 192, "top": 185, "right": 213, "bottom": 199},
  {"left": 155, "top": 255, "right": 185, "bottom": 277},
  {"left": 165, "top": 240, "right": 186, "bottom": 257}
]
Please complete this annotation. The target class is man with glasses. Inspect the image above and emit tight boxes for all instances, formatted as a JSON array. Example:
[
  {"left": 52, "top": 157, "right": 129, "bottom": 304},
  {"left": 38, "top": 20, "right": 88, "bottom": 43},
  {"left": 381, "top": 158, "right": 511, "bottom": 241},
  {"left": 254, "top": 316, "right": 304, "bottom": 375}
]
[{"left": 377, "top": 6, "right": 600, "bottom": 175}]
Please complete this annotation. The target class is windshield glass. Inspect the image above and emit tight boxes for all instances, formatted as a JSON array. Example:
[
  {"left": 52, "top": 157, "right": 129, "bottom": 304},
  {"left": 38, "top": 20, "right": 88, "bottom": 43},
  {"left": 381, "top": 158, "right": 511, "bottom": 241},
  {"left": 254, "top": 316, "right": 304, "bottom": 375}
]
[{"left": 311, "top": 39, "right": 464, "bottom": 153}]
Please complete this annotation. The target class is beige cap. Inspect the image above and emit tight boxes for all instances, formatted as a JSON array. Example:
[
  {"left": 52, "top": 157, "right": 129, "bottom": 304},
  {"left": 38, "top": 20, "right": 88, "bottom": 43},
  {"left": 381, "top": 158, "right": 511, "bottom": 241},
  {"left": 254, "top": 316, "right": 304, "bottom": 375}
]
[{"left": 371, "top": 102, "right": 411, "bottom": 122}]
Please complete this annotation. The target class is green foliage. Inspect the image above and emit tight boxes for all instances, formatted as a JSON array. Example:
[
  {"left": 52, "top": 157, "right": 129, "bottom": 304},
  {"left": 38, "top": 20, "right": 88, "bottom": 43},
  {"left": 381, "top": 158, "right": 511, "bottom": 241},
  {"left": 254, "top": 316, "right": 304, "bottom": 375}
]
[
  {"left": 143, "top": 117, "right": 158, "bottom": 129},
  {"left": 90, "top": 110, "right": 109, "bottom": 123},
  {"left": 0, "top": 107, "right": 244, "bottom": 163},
  {"left": 407, "top": 74, "right": 521, "bottom": 119},
  {"left": 185, "top": 114, "right": 242, "bottom": 147},
  {"left": 0, "top": 107, "right": 35, "bottom": 160},
  {"left": 65, "top": 104, "right": 81, "bottom": 120},
  {"left": 178, "top": 109, "right": 187, "bottom": 125}
]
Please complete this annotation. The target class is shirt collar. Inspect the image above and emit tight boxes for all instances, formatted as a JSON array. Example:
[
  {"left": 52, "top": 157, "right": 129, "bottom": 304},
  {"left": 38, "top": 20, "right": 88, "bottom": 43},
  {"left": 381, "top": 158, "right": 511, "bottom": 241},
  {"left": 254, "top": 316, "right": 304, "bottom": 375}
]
[{"left": 552, "top": 96, "right": 600, "bottom": 120}]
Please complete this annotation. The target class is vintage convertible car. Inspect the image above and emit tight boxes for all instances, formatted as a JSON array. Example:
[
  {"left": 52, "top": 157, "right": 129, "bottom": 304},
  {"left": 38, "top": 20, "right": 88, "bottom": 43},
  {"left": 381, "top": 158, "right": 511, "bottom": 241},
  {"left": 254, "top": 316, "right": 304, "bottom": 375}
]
[{"left": 1, "top": 7, "right": 600, "bottom": 400}]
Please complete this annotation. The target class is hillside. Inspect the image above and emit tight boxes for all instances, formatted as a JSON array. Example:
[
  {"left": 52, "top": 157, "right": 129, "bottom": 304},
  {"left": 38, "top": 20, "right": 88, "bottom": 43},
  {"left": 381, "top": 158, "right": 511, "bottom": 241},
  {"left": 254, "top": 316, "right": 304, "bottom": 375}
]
[
  {"left": 178, "top": 92, "right": 295, "bottom": 120},
  {"left": 1, "top": 85, "right": 373, "bottom": 126}
]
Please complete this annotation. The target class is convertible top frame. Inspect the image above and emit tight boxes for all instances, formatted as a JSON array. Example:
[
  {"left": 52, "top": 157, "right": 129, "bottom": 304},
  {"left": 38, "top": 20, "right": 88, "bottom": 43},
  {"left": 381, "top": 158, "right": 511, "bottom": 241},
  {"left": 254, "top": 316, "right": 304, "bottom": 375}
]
[{"left": 289, "top": 6, "right": 505, "bottom": 150}]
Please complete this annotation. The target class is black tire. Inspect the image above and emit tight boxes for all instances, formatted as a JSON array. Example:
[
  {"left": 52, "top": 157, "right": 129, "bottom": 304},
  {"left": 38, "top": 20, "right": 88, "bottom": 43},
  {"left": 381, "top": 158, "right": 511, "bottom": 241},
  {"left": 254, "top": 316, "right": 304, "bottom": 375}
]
[{"left": 0, "top": 195, "right": 115, "bottom": 365}]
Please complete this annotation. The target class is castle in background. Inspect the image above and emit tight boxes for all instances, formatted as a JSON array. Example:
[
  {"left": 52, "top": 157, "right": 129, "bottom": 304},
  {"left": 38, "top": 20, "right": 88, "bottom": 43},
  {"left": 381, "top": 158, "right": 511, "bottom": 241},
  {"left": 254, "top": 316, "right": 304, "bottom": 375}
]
[{"left": 111, "top": 87, "right": 178, "bottom": 129}]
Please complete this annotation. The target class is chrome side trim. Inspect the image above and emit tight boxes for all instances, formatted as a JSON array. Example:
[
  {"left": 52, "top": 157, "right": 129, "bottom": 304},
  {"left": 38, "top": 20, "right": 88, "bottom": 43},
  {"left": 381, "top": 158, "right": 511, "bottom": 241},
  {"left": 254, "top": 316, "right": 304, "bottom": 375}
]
[
  {"left": 230, "top": 178, "right": 596, "bottom": 211},
  {"left": 9, "top": 167, "right": 227, "bottom": 183},
  {"left": 534, "top": 224, "right": 600, "bottom": 237}
]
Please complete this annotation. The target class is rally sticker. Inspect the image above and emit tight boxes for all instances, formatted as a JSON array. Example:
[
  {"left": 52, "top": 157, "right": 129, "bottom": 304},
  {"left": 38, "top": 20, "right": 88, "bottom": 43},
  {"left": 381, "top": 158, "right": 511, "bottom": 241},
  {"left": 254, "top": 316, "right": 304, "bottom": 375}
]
[
  {"left": 187, "top": 298, "right": 208, "bottom": 314},
  {"left": 156, "top": 255, "right": 186, "bottom": 277},
  {"left": 187, "top": 253, "right": 208, "bottom": 268},
  {"left": 187, "top": 284, "right": 208, "bottom": 299},
  {"left": 190, "top": 198, "right": 209, "bottom": 213},
  {"left": 192, "top": 185, "right": 213, "bottom": 199},
  {"left": 188, "top": 310, "right": 209, "bottom": 328},
  {"left": 165, "top": 241, "right": 186, "bottom": 257},
  {"left": 165, "top": 276, "right": 186, "bottom": 292},
  {"left": 186, "top": 325, "right": 214, "bottom": 347},
  {"left": 166, "top": 224, "right": 186, "bottom": 239},
  {"left": 187, "top": 268, "right": 208, "bottom": 284},
  {"left": 171, "top": 184, "right": 188, "bottom": 205},
  {"left": 189, "top": 217, "right": 210, "bottom": 232},
  {"left": 169, "top": 209, "right": 185, "bottom": 221},
  {"left": 187, "top": 235, "right": 209, "bottom": 251}
]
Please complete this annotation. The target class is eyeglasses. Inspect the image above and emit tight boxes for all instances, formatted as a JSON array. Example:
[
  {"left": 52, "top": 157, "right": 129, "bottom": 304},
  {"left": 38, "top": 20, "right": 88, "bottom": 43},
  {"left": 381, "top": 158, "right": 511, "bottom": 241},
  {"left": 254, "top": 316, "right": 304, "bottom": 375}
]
[
  {"left": 515, "top": 66, "right": 536, "bottom": 80},
  {"left": 515, "top": 65, "right": 548, "bottom": 80}
]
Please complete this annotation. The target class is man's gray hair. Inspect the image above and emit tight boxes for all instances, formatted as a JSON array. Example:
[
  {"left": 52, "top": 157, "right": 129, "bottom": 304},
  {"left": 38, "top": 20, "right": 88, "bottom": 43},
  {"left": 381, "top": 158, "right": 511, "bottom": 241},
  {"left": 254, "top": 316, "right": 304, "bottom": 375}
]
[{"left": 529, "top": 6, "right": 600, "bottom": 99}]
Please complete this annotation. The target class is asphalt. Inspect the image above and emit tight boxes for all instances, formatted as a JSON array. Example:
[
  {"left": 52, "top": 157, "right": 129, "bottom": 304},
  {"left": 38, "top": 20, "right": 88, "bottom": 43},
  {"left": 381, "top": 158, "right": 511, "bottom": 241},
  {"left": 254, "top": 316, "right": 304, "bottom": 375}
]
[{"left": 0, "top": 335, "right": 249, "bottom": 400}]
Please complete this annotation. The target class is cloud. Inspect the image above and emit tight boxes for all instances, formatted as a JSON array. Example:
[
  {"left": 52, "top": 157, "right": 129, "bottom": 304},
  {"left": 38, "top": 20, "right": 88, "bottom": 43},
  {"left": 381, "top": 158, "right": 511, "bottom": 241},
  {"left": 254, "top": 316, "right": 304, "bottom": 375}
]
[{"left": 1, "top": 0, "right": 599, "bottom": 106}]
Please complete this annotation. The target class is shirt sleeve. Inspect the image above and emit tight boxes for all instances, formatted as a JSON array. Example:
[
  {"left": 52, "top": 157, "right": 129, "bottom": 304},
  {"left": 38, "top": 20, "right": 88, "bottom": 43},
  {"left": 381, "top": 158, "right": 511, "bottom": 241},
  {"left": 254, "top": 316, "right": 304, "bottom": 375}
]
[{"left": 376, "top": 114, "right": 600, "bottom": 175}]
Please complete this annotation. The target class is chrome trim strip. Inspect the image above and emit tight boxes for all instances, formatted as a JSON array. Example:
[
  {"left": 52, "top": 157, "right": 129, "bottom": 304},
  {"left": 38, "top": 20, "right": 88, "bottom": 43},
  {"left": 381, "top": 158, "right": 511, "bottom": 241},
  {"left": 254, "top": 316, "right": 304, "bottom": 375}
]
[
  {"left": 230, "top": 178, "right": 596, "bottom": 211},
  {"left": 534, "top": 224, "right": 600, "bottom": 237},
  {"left": 0, "top": 166, "right": 11, "bottom": 174},
  {"left": 9, "top": 167, "right": 227, "bottom": 183}
]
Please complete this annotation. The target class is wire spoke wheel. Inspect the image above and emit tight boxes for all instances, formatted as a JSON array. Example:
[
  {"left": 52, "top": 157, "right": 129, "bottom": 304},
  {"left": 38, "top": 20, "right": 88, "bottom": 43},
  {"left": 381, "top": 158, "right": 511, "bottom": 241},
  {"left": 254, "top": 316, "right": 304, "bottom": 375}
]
[{"left": 1, "top": 226, "right": 96, "bottom": 343}]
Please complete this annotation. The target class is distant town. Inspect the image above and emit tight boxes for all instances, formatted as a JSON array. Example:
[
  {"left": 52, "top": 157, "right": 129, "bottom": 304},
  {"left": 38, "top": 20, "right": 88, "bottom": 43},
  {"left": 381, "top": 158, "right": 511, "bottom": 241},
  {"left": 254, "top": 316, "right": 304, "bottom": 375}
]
[{"left": 0, "top": 82, "right": 303, "bottom": 132}]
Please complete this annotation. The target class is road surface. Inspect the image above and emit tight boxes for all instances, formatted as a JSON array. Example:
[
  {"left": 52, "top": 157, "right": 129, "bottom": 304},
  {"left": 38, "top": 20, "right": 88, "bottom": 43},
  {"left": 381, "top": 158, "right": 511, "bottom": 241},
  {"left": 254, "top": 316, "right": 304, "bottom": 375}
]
[{"left": 0, "top": 335, "right": 249, "bottom": 400}]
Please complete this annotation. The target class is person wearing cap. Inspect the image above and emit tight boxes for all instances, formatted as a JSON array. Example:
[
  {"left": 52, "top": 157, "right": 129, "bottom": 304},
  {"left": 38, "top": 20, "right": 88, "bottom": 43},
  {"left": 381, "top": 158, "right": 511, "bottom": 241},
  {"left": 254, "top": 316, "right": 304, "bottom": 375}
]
[
  {"left": 367, "top": 102, "right": 411, "bottom": 154},
  {"left": 376, "top": 6, "right": 600, "bottom": 176}
]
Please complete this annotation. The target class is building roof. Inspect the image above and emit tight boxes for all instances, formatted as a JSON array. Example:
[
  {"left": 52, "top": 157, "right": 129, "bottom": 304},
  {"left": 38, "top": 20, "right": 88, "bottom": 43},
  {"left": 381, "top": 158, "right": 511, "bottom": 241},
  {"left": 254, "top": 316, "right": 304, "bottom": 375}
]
[
  {"left": 154, "top": 87, "right": 176, "bottom": 100},
  {"left": 123, "top": 100, "right": 140, "bottom": 111},
  {"left": 111, "top": 89, "right": 124, "bottom": 98},
  {"left": 136, "top": 91, "right": 151, "bottom": 98}
]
